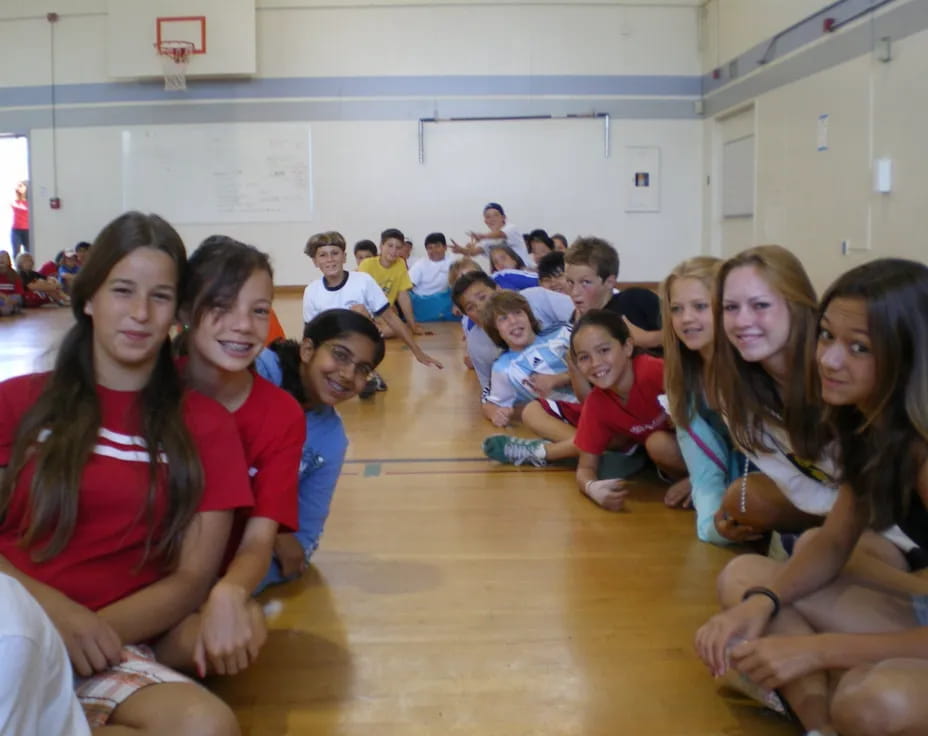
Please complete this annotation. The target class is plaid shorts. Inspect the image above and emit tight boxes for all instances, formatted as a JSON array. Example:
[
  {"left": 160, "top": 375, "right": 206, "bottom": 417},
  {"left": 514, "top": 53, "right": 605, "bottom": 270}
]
[{"left": 75, "top": 644, "right": 192, "bottom": 728}]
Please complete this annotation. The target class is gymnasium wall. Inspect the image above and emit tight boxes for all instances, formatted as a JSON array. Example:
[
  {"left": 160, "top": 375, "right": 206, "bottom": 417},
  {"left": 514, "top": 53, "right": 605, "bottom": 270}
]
[
  {"left": 0, "top": 0, "right": 704, "bottom": 284},
  {"left": 700, "top": 0, "right": 928, "bottom": 291}
]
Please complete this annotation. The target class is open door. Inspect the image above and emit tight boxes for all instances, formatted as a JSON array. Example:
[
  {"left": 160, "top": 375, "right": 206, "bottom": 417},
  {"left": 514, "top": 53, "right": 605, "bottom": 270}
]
[{"left": 0, "top": 135, "right": 30, "bottom": 259}]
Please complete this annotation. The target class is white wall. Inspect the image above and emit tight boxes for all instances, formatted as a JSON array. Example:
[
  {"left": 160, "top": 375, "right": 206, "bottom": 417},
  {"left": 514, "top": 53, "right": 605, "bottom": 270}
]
[
  {"left": 28, "top": 117, "right": 702, "bottom": 284},
  {"left": 258, "top": 3, "right": 699, "bottom": 77},
  {"left": 700, "top": 0, "right": 836, "bottom": 71},
  {"left": 1, "top": 1, "right": 704, "bottom": 284},
  {"left": 702, "top": 2, "right": 928, "bottom": 291}
]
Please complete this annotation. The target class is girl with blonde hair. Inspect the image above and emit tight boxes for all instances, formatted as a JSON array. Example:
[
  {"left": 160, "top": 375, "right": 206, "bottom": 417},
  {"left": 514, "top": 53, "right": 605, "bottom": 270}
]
[{"left": 660, "top": 256, "right": 747, "bottom": 542}]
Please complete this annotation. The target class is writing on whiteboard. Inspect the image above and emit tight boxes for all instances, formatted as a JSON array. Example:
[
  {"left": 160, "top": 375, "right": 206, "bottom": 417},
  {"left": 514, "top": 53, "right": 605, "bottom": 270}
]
[{"left": 122, "top": 123, "right": 313, "bottom": 224}]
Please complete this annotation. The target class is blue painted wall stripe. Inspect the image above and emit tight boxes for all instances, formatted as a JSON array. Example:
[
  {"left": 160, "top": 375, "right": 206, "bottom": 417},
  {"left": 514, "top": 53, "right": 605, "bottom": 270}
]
[
  {"left": 0, "top": 96, "right": 700, "bottom": 132},
  {"left": 0, "top": 74, "right": 701, "bottom": 110}
]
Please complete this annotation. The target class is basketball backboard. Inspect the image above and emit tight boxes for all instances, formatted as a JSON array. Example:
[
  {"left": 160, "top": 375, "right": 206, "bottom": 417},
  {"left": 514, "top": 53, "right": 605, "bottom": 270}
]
[{"left": 106, "top": 0, "right": 255, "bottom": 80}]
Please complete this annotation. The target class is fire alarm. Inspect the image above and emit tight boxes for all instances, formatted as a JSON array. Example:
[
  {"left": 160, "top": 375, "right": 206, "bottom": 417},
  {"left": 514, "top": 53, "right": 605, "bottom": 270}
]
[
  {"left": 823, "top": 17, "right": 836, "bottom": 32},
  {"left": 712, "top": 68, "right": 721, "bottom": 80},
  {"left": 49, "top": 197, "right": 61, "bottom": 209}
]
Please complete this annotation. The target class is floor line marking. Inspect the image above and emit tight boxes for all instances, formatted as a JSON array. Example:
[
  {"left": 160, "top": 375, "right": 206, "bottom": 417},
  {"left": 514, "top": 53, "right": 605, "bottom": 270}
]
[{"left": 345, "top": 456, "right": 487, "bottom": 464}]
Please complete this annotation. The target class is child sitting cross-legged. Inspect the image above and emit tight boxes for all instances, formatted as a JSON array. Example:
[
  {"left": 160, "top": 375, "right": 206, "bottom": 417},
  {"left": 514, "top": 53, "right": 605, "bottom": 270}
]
[
  {"left": 358, "top": 228, "right": 424, "bottom": 336},
  {"left": 353, "top": 239, "right": 377, "bottom": 268},
  {"left": 479, "top": 291, "right": 583, "bottom": 467},
  {"left": 407, "top": 232, "right": 455, "bottom": 322},
  {"left": 537, "top": 251, "right": 568, "bottom": 295},
  {"left": 302, "top": 230, "right": 442, "bottom": 397},
  {"left": 489, "top": 246, "right": 539, "bottom": 291},
  {"left": 571, "top": 309, "right": 686, "bottom": 511}
]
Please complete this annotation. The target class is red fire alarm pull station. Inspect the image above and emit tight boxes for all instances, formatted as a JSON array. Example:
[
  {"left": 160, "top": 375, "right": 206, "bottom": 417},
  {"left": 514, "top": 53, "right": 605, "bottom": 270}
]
[
  {"left": 823, "top": 17, "right": 836, "bottom": 32},
  {"left": 50, "top": 197, "right": 61, "bottom": 210}
]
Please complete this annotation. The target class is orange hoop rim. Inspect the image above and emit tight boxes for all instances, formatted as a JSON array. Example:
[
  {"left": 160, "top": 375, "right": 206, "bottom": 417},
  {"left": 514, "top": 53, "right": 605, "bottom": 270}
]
[{"left": 154, "top": 40, "right": 195, "bottom": 63}]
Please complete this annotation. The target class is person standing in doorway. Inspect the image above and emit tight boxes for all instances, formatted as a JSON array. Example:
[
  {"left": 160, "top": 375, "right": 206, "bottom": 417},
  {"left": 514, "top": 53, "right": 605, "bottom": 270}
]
[{"left": 10, "top": 181, "right": 29, "bottom": 256}]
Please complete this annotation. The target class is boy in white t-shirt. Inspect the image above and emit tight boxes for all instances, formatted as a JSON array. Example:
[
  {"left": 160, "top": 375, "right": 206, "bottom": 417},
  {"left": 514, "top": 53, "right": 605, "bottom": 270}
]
[
  {"left": 302, "top": 231, "right": 442, "bottom": 395},
  {"left": 451, "top": 202, "right": 530, "bottom": 265},
  {"left": 0, "top": 573, "right": 91, "bottom": 736},
  {"left": 408, "top": 232, "right": 455, "bottom": 322}
]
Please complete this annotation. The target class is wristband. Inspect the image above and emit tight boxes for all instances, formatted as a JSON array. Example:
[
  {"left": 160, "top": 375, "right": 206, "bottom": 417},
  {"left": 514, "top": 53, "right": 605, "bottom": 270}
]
[{"left": 741, "top": 586, "right": 780, "bottom": 617}]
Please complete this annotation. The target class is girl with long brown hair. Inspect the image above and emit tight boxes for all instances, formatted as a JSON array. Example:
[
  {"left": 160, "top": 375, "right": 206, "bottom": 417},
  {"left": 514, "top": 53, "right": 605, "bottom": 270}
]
[
  {"left": 156, "top": 235, "right": 305, "bottom": 679},
  {"left": 697, "top": 258, "right": 928, "bottom": 735},
  {"left": 709, "top": 245, "right": 838, "bottom": 539},
  {"left": 0, "top": 211, "right": 252, "bottom": 733}
]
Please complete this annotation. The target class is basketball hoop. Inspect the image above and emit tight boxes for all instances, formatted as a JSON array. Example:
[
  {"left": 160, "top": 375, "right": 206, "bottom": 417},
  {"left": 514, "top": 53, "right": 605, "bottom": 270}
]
[{"left": 154, "top": 40, "right": 194, "bottom": 91}]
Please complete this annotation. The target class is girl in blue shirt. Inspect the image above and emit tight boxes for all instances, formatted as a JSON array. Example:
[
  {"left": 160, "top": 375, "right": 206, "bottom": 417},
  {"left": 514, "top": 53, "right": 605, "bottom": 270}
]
[
  {"left": 661, "top": 256, "right": 752, "bottom": 544},
  {"left": 254, "top": 309, "right": 385, "bottom": 590}
]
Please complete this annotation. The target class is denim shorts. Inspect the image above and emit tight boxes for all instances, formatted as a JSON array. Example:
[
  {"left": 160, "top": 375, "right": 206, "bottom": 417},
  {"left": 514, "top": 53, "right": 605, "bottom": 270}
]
[{"left": 912, "top": 594, "right": 928, "bottom": 627}]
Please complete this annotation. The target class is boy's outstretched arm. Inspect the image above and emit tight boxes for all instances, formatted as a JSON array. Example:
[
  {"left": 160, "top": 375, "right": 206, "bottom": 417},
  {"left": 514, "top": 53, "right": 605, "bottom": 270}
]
[{"left": 381, "top": 308, "right": 443, "bottom": 369}]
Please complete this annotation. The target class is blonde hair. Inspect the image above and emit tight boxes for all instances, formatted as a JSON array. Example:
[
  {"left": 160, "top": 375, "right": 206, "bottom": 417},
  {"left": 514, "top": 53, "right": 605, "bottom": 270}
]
[
  {"left": 660, "top": 257, "right": 722, "bottom": 430},
  {"left": 710, "top": 245, "right": 825, "bottom": 459},
  {"left": 448, "top": 256, "right": 482, "bottom": 288}
]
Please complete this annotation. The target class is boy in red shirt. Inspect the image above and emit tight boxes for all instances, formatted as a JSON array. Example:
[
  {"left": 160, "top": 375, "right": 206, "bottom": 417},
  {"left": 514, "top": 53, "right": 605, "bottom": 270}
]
[{"left": 571, "top": 310, "right": 686, "bottom": 511}]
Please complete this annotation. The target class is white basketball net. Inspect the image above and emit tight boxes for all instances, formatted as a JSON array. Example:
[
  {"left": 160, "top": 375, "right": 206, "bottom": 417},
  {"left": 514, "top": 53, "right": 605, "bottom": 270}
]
[{"left": 156, "top": 41, "right": 194, "bottom": 91}]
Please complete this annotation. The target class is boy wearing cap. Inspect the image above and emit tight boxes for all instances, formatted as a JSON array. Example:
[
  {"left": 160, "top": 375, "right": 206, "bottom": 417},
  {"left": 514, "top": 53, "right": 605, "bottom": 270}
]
[{"left": 57, "top": 249, "right": 80, "bottom": 293}]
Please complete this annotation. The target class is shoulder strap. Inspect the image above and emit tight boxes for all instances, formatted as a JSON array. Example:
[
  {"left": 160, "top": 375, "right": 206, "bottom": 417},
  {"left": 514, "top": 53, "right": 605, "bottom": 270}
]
[{"left": 685, "top": 425, "right": 727, "bottom": 473}]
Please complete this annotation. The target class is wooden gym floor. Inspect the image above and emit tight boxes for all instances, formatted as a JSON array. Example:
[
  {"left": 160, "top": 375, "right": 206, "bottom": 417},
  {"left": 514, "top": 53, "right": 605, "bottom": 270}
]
[{"left": 0, "top": 296, "right": 797, "bottom": 736}]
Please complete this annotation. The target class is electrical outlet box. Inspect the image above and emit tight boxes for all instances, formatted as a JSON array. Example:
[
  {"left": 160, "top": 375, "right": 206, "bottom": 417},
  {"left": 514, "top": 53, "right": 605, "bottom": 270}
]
[{"left": 874, "top": 158, "right": 892, "bottom": 193}]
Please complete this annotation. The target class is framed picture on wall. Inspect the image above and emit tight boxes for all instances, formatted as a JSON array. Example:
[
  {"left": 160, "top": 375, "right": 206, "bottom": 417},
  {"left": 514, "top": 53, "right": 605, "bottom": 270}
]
[{"left": 625, "top": 146, "right": 660, "bottom": 212}]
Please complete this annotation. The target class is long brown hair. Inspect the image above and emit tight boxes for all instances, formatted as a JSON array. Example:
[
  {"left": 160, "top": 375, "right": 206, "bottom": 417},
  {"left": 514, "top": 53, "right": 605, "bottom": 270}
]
[
  {"left": 710, "top": 245, "right": 826, "bottom": 459},
  {"left": 821, "top": 259, "right": 928, "bottom": 529},
  {"left": 660, "top": 257, "right": 721, "bottom": 430},
  {"left": 0, "top": 212, "right": 203, "bottom": 566}
]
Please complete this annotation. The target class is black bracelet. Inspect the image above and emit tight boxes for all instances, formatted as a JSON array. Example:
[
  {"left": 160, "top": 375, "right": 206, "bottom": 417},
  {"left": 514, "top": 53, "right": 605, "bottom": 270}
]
[{"left": 741, "top": 586, "right": 781, "bottom": 617}]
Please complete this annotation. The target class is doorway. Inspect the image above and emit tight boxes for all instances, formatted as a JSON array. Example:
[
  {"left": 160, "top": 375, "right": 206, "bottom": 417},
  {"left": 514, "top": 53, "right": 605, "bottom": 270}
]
[
  {"left": 0, "top": 135, "right": 30, "bottom": 260},
  {"left": 712, "top": 105, "right": 756, "bottom": 257}
]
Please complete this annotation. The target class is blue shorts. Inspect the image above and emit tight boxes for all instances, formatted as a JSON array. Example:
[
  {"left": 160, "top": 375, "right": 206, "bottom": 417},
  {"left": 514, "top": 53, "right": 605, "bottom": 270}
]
[{"left": 913, "top": 594, "right": 928, "bottom": 627}]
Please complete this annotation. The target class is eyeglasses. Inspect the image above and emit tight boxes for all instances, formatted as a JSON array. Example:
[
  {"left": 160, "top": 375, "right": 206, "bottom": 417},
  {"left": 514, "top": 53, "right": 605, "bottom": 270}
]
[{"left": 324, "top": 343, "right": 374, "bottom": 380}]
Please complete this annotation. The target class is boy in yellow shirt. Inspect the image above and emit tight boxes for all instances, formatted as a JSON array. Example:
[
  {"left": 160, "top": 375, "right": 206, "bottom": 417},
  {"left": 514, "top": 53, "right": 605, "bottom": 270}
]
[{"left": 359, "top": 228, "right": 424, "bottom": 336}]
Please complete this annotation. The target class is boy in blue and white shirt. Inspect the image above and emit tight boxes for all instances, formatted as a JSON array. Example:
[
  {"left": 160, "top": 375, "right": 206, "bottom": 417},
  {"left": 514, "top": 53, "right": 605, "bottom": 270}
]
[{"left": 479, "top": 290, "right": 583, "bottom": 467}]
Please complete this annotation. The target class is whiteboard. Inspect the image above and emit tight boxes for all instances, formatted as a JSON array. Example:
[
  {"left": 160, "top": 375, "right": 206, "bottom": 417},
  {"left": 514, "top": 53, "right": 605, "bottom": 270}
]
[
  {"left": 721, "top": 134, "right": 754, "bottom": 218},
  {"left": 122, "top": 123, "right": 313, "bottom": 224}
]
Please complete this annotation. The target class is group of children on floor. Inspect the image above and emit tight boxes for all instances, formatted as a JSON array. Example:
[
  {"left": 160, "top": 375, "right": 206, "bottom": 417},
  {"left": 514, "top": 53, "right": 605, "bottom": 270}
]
[
  {"left": 335, "top": 203, "right": 573, "bottom": 333},
  {"left": 0, "top": 242, "right": 88, "bottom": 314},
  {"left": 457, "top": 230, "right": 928, "bottom": 734},
  {"left": 0, "top": 212, "right": 391, "bottom": 733},
  {"left": 1, "top": 203, "right": 926, "bottom": 735}
]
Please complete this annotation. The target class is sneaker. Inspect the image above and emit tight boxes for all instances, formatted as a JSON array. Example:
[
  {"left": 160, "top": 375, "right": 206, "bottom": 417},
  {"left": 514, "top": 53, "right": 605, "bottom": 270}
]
[
  {"left": 482, "top": 435, "right": 548, "bottom": 467},
  {"left": 359, "top": 377, "right": 378, "bottom": 399}
]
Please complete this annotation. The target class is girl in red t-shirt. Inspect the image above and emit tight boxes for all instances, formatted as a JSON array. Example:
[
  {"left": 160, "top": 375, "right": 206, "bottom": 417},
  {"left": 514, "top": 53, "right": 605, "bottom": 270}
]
[
  {"left": 156, "top": 235, "right": 305, "bottom": 679},
  {"left": 10, "top": 180, "right": 29, "bottom": 255},
  {"left": 571, "top": 309, "right": 686, "bottom": 511},
  {"left": 0, "top": 212, "right": 252, "bottom": 732}
]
